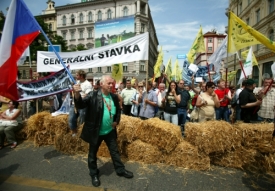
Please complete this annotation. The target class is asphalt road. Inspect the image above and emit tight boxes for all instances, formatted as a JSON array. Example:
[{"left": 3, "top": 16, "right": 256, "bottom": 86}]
[{"left": 0, "top": 141, "right": 274, "bottom": 191}]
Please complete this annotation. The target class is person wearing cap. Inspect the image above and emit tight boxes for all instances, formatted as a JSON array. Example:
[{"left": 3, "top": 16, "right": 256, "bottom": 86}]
[
  {"left": 253, "top": 77, "right": 275, "bottom": 123},
  {"left": 239, "top": 79, "right": 262, "bottom": 123}
]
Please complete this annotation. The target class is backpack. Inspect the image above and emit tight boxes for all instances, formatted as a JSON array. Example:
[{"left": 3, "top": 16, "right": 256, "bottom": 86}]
[{"left": 230, "top": 93, "right": 238, "bottom": 107}]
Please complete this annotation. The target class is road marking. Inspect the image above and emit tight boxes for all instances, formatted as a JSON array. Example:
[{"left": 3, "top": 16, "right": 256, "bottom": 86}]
[{"left": 0, "top": 175, "right": 116, "bottom": 191}]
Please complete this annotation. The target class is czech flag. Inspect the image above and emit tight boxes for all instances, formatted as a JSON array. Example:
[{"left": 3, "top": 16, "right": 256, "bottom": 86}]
[{"left": 0, "top": 0, "right": 40, "bottom": 100}]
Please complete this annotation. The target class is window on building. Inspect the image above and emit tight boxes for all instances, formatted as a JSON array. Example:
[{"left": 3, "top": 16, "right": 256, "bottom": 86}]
[
  {"left": 49, "top": 23, "right": 52, "bottom": 31},
  {"left": 23, "top": 70, "right": 26, "bottom": 79},
  {"left": 98, "top": 11, "right": 102, "bottom": 21},
  {"left": 262, "top": 61, "right": 273, "bottom": 78},
  {"left": 239, "top": 2, "right": 242, "bottom": 13},
  {"left": 107, "top": 66, "right": 111, "bottom": 72},
  {"left": 107, "top": 9, "right": 112, "bottom": 19},
  {"left": 252, "top": 66, "right": 259, "bottom": 86},
  {"left": 141, "top": 23, "right": 145, "bottom": 33},
  {"left": 256, "top": 9, "right": 260, "bottom": 23},
  {"left": 71, "top": 31, "right": 75, "bottom": 40},
  {"left": 71, "top": 14, "right": 75, "bottom": 24},
  {"left": 236, "top": 69, "right": 241, "bottom": 83},
  {"left": 208, "top": 47, "right": 213, "bottom": 52},
  {"left": 140, "top": 63, "right": 145, "bottom": 71},
  {"left": 218, "top": 38, "right": 223, "bottom": 43},
  {"left": 208, "top": 38, "right": 213, "bottom": 43},
  {"left": 269, "top": 29, "right": 274, "bottom": 41},
  {"left": 256, "top": 44, "right": 260, "bottom": 51},
  {"left": 98, "top": 67, "right": 102, "bottom": 72},
  {"left": 79, "top": 13, "right": 83, "bottom": 23},
  {"left": 246, "top": 17, "right": 249, "bottom": 25},
  {"left": 79, "top": 30, "right": 84, "bottom": 39},
  {"left": 88, "top": 29, "right": 93, "bottom": 38},
  {"left": 89, "top": 68, "right": 92, "bottom": 72},
  {"left": 62, "top": 16, "right": 66, "bottom": 25},
  {"left": 123, "top": 6, "right": 128, "bottom": 16},
  {"left": 88, "top": 12, "right": 93, "bottom": 22},
  {"left": 62, "top": 32, "right": 66, "bottom": 40},
  {"left": 269, "top": 0, "right": 275, "bottom": 14},
  {"left": 123, "top": 63, "right": 128, "bottom": 72}
]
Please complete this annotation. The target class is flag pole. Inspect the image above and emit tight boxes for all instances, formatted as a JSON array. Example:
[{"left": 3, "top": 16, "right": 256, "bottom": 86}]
[
  {"left": 236, "top": 52, "right": 247, "bottom": 79},
  {"left": 39, "top": 29, "right": 76, "bottom": 84}
]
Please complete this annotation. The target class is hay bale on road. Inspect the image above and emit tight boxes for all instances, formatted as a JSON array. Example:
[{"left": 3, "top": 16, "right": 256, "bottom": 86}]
[
  {"left": 117, "top": 115, "right": 143, "bottom": 143},
  {"left": 164, "top": 140, "right": 210, "bottom": 171},
  {"left": 210, "top": 147, "right": 259, "bottom": 170},
  {"left": 135, "top": 118, "right": 182, "bottom": 153},
  {"left": 25, "top": 111, "right": 51, "bottom": 139},
  {"left": 54, "top": 129, "right": 88, "bottom": 155},
  {"left": 34, "top": 130, "right": 55, "bottom": 146},
  {"left": 185, "top": 121, "right": 242, "bottom": 155},
  {"left": 235, "top": 122, "right": 275, "bottom": 153},
  {"left": 44, "top": 114, "right": 69, "bottom": 135},
  {"left": 127, "top": 139, "right": 163, "bottom": 164}
]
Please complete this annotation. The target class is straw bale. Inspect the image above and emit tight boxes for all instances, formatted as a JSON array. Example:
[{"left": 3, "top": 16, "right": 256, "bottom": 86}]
[
  {"left": 97, "top": 141, "right": 111, "bottom": 158},
  {"left": 135, "top": 118, "right": 182, "bottom": 153},
  {"left": 262, "top": 153, "right": 275, "bottom": 172},
  {"left": 117, "top": 115, "right": 143, "bottom": 143},
  {"left": 44, "top": 114, "right": 69, "bottom": 135},
  {"left": 210, "top": 147, "right": 262, "bottom": 170},
  {"left": 25, "top": 111, "right": 51, "bottom": 139},
  {"left": 34, "top": 130, "right": 55, "bottom": 146},
  {"left": 127, "top": 139, "right": 163, "bottom": 164},
  {"left": 235, "top": 122, "right": 275, "bottom": 153},
  {"left": 185, "top": 121, "right": 242, "bottom": 155},
  {"left": 54, "top": 128, "right": 89, "bottom": 155},
  {"left": 164, "top": 140, "right": 210, "bottom": 171}
]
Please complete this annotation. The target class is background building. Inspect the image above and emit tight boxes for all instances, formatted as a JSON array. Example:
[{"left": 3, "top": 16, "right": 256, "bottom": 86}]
[
  {"left": 227, "top": 0, "right": 275, "bottom": 86},
  {"left": 196, "top": 30, "right": 226, "bottom": 76},
  {"left": 17, "top": 0, "right": 159, "bottom": 83},
  {"left": 55, "top": 0, "right": 158, "bottom": 82}
]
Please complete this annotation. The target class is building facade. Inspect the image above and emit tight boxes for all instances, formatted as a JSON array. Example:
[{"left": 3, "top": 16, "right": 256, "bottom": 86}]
[
  {"left": 55, "top": 0, "right": 158, "bottom": 82},
  {"left": 196, "top": 30, "right": 226, "bottom": 70},
  {"left": 228, "top": 0, "right": 275, "bottom": 86}
]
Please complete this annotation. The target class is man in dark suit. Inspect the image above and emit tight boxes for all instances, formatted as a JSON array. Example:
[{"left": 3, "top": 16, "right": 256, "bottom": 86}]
[{"left": 73, "top": 75, "right": 133, "bottom": 187}]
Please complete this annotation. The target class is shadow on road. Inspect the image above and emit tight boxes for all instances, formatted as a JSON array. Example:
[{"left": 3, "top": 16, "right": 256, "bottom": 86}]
[
  {"left": 0, "top": 164, "right": 20, "bottom": 185},
  {"left": 98, "top": 160, "right": 115, "bottom": 177},
  {"left": 44, "top": 150, "right": 63, "bottom": 159},
  {"left": 242, "top": 171, "right": 275, "bottom": 191}
]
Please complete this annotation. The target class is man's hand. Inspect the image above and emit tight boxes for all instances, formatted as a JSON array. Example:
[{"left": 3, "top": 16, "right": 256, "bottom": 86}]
[
  {"left": 255, "top": 99, "right": 262, "bottom": 106},
  {"left": 73, "top": 84, "right": 81, "bottom": 92},
  {"left": 112, "top": 122, "right": 117, "bottom": 128}
]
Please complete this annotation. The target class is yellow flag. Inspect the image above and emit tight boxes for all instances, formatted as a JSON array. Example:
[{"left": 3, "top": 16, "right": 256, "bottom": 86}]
[
  {"left": 112, "top": 64, "right": 123, "bottom": 82},
  {"left": 172, "top": 59, "right": 181, "bottom": 81},
  {"left": 164, "top": 58, "right": 172, "bottom": 80},
  {"left": 222, "top": 71, "right": 237, "bottom": 81},
  {"left": 112, "top": 35, "right": 123, "bottom": 82},
  {"left": 228, "top": 11, "right": 275, "bottom": 53},
  {"left": 187, "top": 26, "right": 205, "bottom": 64},
  {"left": 154, "top": 46, "right": 163, "bottom": 78},
  {"left": 241, "top": 48, "right": 258, "bottom": 66}
]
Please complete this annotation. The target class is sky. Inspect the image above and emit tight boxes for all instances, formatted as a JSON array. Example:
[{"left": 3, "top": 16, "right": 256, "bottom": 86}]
[{"left": 0, "top": 0, "right": 229, "bottom": 67}]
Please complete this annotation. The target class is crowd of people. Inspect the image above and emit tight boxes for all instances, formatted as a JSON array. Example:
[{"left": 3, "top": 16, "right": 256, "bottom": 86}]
[{"left": 1, "top": 69, "right": 275, "bottom": 187}]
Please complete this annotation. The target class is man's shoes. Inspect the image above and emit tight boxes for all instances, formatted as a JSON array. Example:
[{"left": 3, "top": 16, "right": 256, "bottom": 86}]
[
  {"left": 117, "top": 169, "right": 134, "bottom": 178},
  {"left": 10, "top": 142, "right": 17, "bottom": 149},
  {"left": 91, "top": 175, "right": 100, "bottom": 187}
]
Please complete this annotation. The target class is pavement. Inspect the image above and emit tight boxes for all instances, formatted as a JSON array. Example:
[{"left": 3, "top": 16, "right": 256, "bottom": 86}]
[{"left": 0, "top": 140, "right": 275, "bottom": 191}]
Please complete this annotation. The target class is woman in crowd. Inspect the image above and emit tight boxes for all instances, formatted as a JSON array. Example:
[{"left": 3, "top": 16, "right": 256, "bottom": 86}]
[
  {"left": 0, "top": 101, "right": 23, "bottom": 149},
  {"left": 196, "top": 82, "right": 220, "bottom": 122},
  {"left": 162, "top": 81, "right": 181, "bottom": 125}
]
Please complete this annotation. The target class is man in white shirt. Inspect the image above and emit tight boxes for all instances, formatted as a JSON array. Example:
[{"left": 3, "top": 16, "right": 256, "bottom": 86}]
[
  {"left": 69, "top": 70, "right": 92, "bottom": 136},
  {"left": 121, "top": 79, "right": 136, "bottom": 116}
]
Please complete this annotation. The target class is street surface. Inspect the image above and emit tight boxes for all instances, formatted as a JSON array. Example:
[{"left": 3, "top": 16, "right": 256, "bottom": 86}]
[{"left": 0, "top": 141, "right": 274, "bottom": 191}]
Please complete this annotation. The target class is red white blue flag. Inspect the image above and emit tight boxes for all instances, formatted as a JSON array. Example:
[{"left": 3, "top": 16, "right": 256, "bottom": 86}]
[{"left": 0, "top": 0, "right": 40, "bottom": 100}]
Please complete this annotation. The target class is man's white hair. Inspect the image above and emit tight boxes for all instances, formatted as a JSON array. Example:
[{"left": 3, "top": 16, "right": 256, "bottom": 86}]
[{"left": 100, "top": 75, "right": 112, "bottom": 84}]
